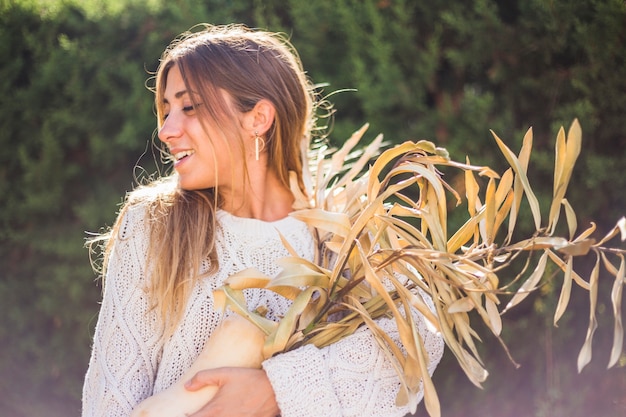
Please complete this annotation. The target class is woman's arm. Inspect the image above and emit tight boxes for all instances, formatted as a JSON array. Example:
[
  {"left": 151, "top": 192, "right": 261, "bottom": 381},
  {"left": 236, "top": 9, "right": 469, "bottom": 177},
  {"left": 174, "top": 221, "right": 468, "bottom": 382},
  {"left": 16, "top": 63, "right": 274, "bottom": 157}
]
[
  {"left": 82, "top": 204, "right": 162, "bottom": 417},
  {"left": 262, "top": 297, "right": 444, "bottom": 417}
]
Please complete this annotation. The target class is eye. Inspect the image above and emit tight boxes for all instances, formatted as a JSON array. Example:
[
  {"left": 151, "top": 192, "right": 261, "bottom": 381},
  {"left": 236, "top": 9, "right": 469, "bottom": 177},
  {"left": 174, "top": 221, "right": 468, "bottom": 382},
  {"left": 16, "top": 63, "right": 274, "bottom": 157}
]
[{"left": 183, "top": 103, "right": 203, "bottom": 113}]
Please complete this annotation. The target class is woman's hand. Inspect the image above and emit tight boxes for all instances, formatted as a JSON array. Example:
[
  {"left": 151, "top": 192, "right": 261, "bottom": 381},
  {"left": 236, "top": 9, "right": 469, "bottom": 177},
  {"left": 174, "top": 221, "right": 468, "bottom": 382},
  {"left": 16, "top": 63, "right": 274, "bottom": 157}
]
[{"left": 185, "top": 367, "right": 280, "bottom": 417}]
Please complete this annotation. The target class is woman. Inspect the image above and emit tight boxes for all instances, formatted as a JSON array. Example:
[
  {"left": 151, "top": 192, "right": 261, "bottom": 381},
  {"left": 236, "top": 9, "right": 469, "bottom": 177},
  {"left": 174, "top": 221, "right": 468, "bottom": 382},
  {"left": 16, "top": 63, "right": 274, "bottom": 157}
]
[{"left": 82, "top": 24, "right": 443, "bottom": 417}]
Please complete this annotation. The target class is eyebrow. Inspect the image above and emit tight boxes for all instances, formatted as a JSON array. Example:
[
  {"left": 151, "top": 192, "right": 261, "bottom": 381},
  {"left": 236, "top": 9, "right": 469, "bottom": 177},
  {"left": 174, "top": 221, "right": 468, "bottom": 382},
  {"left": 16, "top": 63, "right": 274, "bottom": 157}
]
[{"left": 163, "top": 90, "right": 188, "bottom": 103}]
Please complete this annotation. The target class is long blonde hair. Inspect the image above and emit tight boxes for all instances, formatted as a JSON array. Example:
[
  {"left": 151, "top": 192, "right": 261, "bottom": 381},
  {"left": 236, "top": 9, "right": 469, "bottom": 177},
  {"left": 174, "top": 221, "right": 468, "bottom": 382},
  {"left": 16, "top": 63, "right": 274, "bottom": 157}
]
[{"left": 94, "top": 24, "right": 315, "bottom": 336}]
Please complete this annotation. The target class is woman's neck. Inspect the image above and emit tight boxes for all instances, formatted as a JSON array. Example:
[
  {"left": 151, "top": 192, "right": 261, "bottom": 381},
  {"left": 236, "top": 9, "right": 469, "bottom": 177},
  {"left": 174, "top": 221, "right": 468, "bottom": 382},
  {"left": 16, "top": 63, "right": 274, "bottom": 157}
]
[{"left": 220, "top": 166, "right": 294, "bottom": 221}]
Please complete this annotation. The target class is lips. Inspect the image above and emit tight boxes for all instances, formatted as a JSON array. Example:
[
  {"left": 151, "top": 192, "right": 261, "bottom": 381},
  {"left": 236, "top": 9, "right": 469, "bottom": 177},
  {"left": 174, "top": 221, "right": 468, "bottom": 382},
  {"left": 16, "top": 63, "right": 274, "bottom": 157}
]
[{"left": 168, "top": 149, "right": 196, "bottom": 169}]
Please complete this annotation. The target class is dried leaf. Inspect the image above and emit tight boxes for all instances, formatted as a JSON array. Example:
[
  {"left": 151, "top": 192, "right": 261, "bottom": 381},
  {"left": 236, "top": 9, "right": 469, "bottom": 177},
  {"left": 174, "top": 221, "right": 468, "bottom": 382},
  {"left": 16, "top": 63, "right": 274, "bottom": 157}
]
[
  {"left": 335, "top": 133, "right": 384, "bottom": 189},
  {"left": 269, "top": 271, "right": 329, "bottom": 291},
  {"left": 575, "top": 222, "right": 597, "bottom": 242},
  {"left": 577, "top": 252, "right": 600, "bottom": 372},
  {"left": 503, "top": 251, "right": 548, "bottom": 313},
  {"left": 491, "top": 130, "right": 542, "bottom": 231},
  {"left": 485, "top": 178, "right": 497, "bottom": 245},
  {"left": 368, "top": 141, "right": 421, "bottom": 200},
  {"left": 263, "top": 286, "right": 322, "bottom": 358},
  {"left": 549, "top": 126, "right": 567, "bottom": 232},
  {"left": 447, "top": 214, "right": 482, "bottom": 254},
  {"left": 554, "top": 256, "right": 574, "bottom": 326},
  {"left": 327, "top": 123, "right": 369, "bottom": 182},
  {"left": 224, "top": 268, "right": 272, "bottom": 289},
  {"left": 494, "top": 191, "right": 514, "bottom": 239},
  {"left": 405, "top": 308, "right": 441, "bottom": 417},
  {"left": 448, "top": 297, "right": 475, "bottom": 313},
  {"left": 423, "top": 185, "right": 448, "bottom": 251},
  {"left": 547, "top": 250, "right": 590, "bottom": 290},
  {"left": 594, "top": 216, "right": 626, "bottom": 246},
  {"left": 289, "top": 171, "right": 312, "bottom": 210},
  {"left": 549, "top": 120, "right": 582, "bottom": 235},
  {"left": 386, "top": 163, "right": 448, "bottom": 221},
  {"left": 305, "top": 320, "right": 362, "bottom": 347},
  {"left": 290, "top": 208, "right": 351, "bottom": 238},
  {"left": 485, "top": 297, "right": 502, "bottom": 336},
  {"left": 213, "top": 286, "right": 277, "bottom": 335},
  {"left": 465, "top": 157, "right": 480, "bottom": 218},
  {"left": 506, "top": 128, "right": 533, "bottom": 245},
  {"left": 562, "top": 199, "right": 577, "bottom": 240},
  {"left": 607, "top": 254, "right": 625, "bottom": 368},
  {"left": 509, "top": 236, "right": 569, "bottom": 251},
  {"left": 557, "top": 239, "right": 595, "bottom": 257},
  {"left": 495, "top": 169, "right": 514, "bottom": 207}
]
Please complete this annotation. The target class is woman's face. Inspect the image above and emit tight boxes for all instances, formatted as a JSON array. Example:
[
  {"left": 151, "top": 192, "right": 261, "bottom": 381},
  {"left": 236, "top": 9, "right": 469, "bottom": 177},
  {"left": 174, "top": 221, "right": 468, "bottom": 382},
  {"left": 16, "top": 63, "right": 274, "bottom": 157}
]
[{"left": 158, "top": 64, "right": 245, "bottom": 192}]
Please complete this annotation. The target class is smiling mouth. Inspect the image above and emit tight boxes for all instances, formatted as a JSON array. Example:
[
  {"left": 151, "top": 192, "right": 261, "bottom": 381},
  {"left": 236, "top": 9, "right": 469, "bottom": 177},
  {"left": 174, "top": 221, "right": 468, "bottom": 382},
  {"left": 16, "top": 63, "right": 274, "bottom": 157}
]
[{"left": 173, "top": 150, "right": 195, "bottom": 162}]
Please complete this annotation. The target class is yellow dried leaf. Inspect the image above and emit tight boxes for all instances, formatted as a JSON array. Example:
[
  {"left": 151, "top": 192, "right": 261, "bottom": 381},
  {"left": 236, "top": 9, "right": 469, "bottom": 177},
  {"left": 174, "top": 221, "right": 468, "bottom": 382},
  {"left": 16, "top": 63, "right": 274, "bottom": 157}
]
[
  {"left": 495, "top": 169, "right": 514, "bottom": 206},
  {"left": 575, "top": 222, "right": 597, "bottom": 242},
  {"left": 263, "top": 286, "right": 321, "bottom": 358},
  {"left": 459, "top": 346, "right": 489, "bottom": 387},
  {"left": 268, "top": 267, "right": 330, "bottom": 290},
  {"left": 330, "top": 123, "right": 369, "bottom": 174},
  {"left": 290, "top": 208, "right": 351, "bottom": 238},
  {"left": 448, "top": 297, "right": 475, "bottom": 313},
  {"left": 379, "top": 213, "right": 434, "bottom": 249},
  {"left": 213, "top": 286, "right": 277, "bottom": 335},
  {"left": 549, "top": 120, "right": 582, "bottom": 236},
  {"left": 367, "top": 141, "right": 420, "bottom": 200},
  {"left": 562, "top": 199, "right": 578, "bottom": 240},
  {"left": 409, "top": 318, "right": 441, "bottom": 417},
  {"left": 607, "top": 254, "right": 625, "bottom": 368},
  {"left": 506, "top": 128, "right": 531, "bottom": 244},
  {"left": 323, "top": 240, "right": 343, "bottom": 254},
  {"left": 554, "top": 256, "right": 574, "bottom": 326},
  {"left": 549, "top": 126, "right": 567, "bottom": 232},
  {"left": 335, "top": 133, "right": 384, "bottom": 189},
  {"left": 305, "top": 320, "right": 362, "bottom": 348},
  {"left": 447, "top": 213, "right": 482, "bottom": 254},
  {"left": 577, "top": 252, "right": 600, "bottom": 372},
  {"left": 547, "top": 250, "right": 590, "bottom": 290},
  {"left": 491, "top": 130, "right": 542, "bottom": 230},
  {"left": 557, "top": 239, "right": 595, "bottom": 257},
  {"left": 595, "top": 216, "right": 626, "bottom": 246},
  {"left": 224, "top": 268, "right": 272, "bottom": 289},
  {"left": 509, "top": 236, "right": 569, "bottom": 251},
  {"left": 485, "top": 297, "right": 502, "bottom": 336},
  {"left": 485, "top": 178, "right": 497, "bottom": 245},
  {"left": 503, "top": 251, "right": 549, "bottom": 314},
  {"left": 465, "top": 157, "right": 479, "bottom": 219},
  {"left": 494, "top": 190, "right": 514, "bottom": 239}
]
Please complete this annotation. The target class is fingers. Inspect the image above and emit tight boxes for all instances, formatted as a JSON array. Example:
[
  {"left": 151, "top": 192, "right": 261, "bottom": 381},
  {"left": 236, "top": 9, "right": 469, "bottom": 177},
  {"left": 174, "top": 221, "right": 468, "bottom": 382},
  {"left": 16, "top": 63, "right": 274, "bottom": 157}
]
[
  {"left": 184, "top": 368, "right": 280, "bottom": 417},
  {"left": 185, "top": 368, "right": 224, "bottom": 392}
]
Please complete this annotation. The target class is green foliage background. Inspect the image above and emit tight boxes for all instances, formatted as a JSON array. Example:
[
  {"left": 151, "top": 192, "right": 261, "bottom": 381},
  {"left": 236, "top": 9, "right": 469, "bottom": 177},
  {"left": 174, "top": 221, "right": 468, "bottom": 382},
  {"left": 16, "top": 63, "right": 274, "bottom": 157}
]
[{"left": 0, "top": 0, "right": 624, "bottom": 416}]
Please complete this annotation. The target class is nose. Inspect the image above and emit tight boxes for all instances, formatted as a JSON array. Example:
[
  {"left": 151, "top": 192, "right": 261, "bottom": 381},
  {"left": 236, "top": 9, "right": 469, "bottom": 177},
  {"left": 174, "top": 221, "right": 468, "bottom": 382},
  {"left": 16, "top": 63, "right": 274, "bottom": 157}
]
[{"left": 157, "top": 112, "right": 182, "bottom": 144}]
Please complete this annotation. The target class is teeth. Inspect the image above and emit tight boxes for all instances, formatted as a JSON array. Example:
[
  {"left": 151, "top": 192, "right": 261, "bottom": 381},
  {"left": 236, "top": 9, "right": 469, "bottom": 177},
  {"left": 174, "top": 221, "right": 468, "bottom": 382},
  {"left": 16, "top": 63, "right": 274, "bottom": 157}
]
[{"left": 173, "top": 150, "right": 195, "bottom": 161}]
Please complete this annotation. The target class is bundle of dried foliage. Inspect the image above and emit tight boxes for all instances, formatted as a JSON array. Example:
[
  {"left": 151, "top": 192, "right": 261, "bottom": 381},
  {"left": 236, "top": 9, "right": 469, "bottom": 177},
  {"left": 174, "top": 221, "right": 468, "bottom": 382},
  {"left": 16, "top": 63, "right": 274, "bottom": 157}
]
[{"left": 214, "top": 120, "right": 625, "bottom": 417}]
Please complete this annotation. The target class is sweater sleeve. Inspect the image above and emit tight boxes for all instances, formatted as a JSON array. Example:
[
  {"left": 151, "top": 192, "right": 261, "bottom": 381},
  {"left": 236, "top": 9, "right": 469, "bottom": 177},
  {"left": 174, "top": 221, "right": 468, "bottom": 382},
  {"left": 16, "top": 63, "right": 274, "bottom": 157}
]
[
  {"left": 262, "top": 292, "right": 444, "bottom": 417},
  {"left": 82, "top": 204, "right": 163, "bottom": 417}
]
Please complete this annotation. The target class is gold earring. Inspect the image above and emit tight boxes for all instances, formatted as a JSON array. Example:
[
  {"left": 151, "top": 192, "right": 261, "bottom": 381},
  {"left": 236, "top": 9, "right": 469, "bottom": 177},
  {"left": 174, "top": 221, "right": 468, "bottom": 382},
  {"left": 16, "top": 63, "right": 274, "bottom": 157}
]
[{"left": 255, "top": 132, "right": 265, "bottom": 161}]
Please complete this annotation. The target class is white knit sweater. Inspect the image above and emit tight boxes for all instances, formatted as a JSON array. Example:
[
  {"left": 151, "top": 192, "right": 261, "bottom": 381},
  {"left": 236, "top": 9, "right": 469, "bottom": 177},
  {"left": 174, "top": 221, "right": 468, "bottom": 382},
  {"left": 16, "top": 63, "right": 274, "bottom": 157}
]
[{"left": 82, "top": 202, "right": 444, "bottom": 417}]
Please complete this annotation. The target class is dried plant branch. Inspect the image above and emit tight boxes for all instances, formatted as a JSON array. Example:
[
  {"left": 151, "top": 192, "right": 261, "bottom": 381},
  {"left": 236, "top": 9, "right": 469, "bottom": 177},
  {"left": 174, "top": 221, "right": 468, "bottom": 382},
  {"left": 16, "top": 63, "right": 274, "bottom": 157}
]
[{"left": 216, "top": 120, "right": 626, "bottom": 417}]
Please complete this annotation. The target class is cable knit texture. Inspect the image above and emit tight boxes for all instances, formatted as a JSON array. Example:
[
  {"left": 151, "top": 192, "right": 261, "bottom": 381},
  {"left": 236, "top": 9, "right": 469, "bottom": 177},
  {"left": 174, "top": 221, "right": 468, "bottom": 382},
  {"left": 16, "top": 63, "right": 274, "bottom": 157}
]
[{"left": 82, "top": 202, "right": 444, "bottom": 417}]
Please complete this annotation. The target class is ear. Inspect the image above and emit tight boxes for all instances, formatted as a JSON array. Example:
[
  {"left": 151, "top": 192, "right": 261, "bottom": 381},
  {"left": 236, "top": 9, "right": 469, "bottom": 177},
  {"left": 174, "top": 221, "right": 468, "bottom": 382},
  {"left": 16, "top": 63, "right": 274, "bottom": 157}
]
[{"left": 243, "top": 99, "right": 276, "bottom": 137}]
